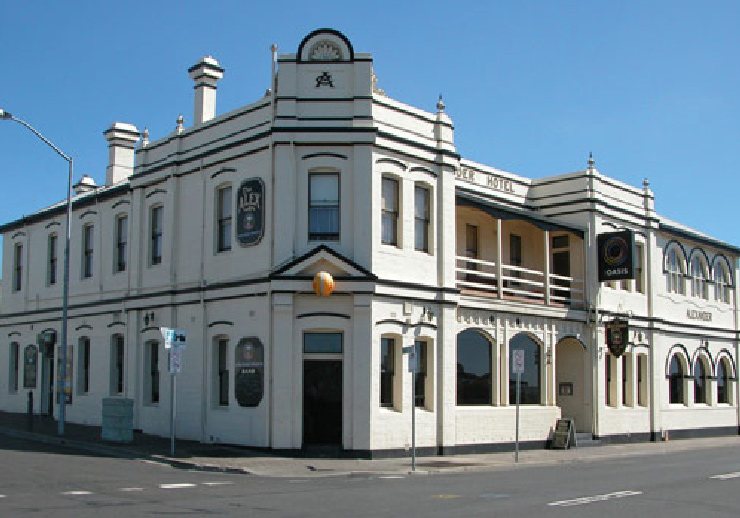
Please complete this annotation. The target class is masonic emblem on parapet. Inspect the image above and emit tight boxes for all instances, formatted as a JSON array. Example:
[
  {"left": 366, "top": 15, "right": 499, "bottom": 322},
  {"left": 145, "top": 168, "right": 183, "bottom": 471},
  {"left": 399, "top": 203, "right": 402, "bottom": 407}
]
[{"left": 316, "top": 71, "right": 334, "bottom": 88}]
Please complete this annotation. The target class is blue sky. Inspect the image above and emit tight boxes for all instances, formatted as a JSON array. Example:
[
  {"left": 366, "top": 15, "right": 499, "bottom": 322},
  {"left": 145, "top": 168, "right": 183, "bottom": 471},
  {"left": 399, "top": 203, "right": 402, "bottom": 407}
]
[{"left": 1, "top": 1, "right": 739, "bottom": 268}]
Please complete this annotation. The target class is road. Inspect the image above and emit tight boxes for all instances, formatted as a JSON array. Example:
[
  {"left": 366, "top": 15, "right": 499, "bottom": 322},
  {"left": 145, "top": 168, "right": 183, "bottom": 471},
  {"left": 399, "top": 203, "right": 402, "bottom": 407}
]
[{"left": 1, "top": 434, "right": 739, "bottom": 517}]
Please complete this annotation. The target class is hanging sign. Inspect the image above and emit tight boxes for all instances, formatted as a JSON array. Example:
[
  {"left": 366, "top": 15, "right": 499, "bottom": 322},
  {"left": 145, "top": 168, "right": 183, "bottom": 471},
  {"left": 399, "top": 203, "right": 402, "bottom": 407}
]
[
  {"left": 605, "top": 319, "right": 629, "bottom": 357},
  {"left": 235, "top": 337, "right": 264, "bottom": 407},
  {"left": 23, "top": 345, "right": 38, "bottom": 389},
  {"left": 597, "top": 230, "right": 635, "bottom": 282},
  {"left": 236, "top": 178, "right": 265, "bottom": 247}
]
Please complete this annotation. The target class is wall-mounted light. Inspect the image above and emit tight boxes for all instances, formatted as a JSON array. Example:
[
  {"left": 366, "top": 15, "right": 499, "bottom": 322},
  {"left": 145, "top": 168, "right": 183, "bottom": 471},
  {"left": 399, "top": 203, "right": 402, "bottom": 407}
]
[
  {"left": 143, "top": 311, "right": 155, "bottom": 326},
  {"left": 546, "top": 348, "right": 553, "bottom": 365}
]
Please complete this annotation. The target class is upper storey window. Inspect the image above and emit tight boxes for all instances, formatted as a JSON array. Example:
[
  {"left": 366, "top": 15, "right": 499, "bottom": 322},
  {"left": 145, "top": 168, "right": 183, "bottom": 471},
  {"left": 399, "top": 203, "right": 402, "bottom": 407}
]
[
  {"left": 48, "top": 234, "right": 58, "bottom": 286},
  {"left": 309, "top": 173, "right": 339, "bottom": 241},
  {"left": 666, "top": 249, "right": 685, "bottom": 294},
  {"left": 150, "top": 205, "right": 163, "bottom": 265},
  {"left": 690, "top": 257, "right": 709, "bottom": 299},
  {"left": 414, "top": 184, "right": 430, "bottom": 252},
  {"left": 82, "top": 224, "right": 94, "bottom": 279},
  {"left": 216, "top": 185, "right": 232, "bottom": 253},
  {"left": 381, "top": 177, "right": 399, "bottom": 246},
  {"left": 115, "top": 215, "right": 127, "bottom": 273},
  {"left": 714, "top": 262, "right": 731, "bottom": 304},
  {"left": 12, "top": 243, "right": 22, "bottom": 291}
]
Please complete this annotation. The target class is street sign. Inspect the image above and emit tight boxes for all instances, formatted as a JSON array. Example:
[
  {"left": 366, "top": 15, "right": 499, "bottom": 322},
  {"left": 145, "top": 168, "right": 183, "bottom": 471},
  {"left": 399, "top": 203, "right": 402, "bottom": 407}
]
[
  {"left": 161, "top": 327, "right": 187, "bottom": 349},
  {"left": 512, "top": 349, "right": 525, "bottom": 374},
  {"left": 169, "top": 348, "right": 182, "bottom": 374},
  {"left": 408, "top": 349, "right": 418, "bottom": 373}
]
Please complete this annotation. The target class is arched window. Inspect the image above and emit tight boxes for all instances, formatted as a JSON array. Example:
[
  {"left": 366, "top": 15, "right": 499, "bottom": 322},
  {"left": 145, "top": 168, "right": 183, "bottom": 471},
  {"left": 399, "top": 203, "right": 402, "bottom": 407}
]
[
  {"left": 456, "top": 330, "right": 492, "bottom": 405},
  {"left": 667, "top": 249, "right": 685, "bottom": 294},
  {"left": 669, "top": 354, "right": 685, "bottom": 404},
  {"left": 690, "top": 257, "right": 708, "bottom": 299},
  {"left": 714, "top": 262, "right": 731, "bottom": 304},
  {"left": 717, "top": 358, "right": 730, "bottom": 405},
  {"left": 509, "top": 334, "right": 541, "bottom": 405},
  {"left": 693, "top": 358, "right": 708, "bottom": 404}
]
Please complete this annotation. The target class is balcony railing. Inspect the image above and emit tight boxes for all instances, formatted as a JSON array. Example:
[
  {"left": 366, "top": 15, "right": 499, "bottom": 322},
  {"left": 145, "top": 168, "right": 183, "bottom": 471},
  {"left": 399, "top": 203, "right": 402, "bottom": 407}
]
[{"left": 456, "top": 256, "right": 584, "bottom": 307}]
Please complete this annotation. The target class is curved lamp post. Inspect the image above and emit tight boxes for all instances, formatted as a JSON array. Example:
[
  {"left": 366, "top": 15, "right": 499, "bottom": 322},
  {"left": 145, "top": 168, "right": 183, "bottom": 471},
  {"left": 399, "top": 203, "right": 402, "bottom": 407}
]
[{"left": 0, "top": 108, "right": 72, "bottom": 436}]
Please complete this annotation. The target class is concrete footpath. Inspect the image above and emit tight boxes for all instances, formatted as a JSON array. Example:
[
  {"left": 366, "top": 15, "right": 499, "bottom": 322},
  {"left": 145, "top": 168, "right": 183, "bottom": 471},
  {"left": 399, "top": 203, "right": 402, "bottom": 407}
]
[{"left": 2, "top": 411, "right": 738, "bottom": 478}]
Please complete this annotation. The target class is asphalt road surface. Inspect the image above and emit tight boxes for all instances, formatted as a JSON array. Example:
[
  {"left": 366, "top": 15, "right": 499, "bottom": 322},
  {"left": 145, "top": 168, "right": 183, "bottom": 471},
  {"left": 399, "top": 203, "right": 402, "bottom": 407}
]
[{"left": 1, "top": 434, "right": 740, "bottom": 517}]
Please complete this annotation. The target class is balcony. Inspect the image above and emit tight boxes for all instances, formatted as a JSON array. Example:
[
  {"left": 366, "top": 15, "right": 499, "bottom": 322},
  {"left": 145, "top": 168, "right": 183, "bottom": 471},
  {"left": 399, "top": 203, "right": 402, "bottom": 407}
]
[{"left": 455, "top": 256, "right": 585, "bottom": 307}]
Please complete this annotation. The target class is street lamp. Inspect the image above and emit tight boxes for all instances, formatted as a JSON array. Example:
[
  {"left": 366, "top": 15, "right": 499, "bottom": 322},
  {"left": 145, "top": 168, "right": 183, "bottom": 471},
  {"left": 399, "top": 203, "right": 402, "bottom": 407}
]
[{"left": 0, "top": 108, "right": 73, "bottom": 436}]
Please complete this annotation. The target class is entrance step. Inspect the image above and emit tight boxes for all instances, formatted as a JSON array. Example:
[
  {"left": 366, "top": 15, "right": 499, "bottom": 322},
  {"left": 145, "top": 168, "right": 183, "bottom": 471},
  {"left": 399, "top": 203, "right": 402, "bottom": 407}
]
[{"left": 574, "top": 433, "right": 602, "bottom": 448}]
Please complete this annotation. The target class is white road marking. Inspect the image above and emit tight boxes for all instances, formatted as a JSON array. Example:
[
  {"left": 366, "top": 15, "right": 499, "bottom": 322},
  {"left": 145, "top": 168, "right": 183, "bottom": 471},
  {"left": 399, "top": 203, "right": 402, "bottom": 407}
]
[
  {"left": 379, "top": 476, "right": 405, "bottom": 479},
  {"left": 62, "top": 491, "right": 93, "bottom": 496},
  {"left": 120, "top": 487, "right": 145, "bottom": 492},
  {"left": 548, "top": 490, "right": 642, "bottom": 507},
  {"left": 711, "top": 472, "right": 740, "bottom": 480},
  {"left": 0, "top": 495, "right": 5, "bottom": 498},
  {"left": 159, "top": 483, "right": 197, "bottom": 489},
  {"left": 202, "top": 481, "right": 234, "bottom": 486}
]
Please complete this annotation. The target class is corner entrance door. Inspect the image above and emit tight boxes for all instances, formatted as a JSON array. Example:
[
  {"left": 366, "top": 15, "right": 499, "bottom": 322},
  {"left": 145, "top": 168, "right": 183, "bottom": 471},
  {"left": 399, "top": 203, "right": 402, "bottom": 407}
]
[
  {"left": 41, "top": 345, "right": 54, "bottom": 416},
  {"left": 303, "top": 360, "right": 343, "bottom": 447}
]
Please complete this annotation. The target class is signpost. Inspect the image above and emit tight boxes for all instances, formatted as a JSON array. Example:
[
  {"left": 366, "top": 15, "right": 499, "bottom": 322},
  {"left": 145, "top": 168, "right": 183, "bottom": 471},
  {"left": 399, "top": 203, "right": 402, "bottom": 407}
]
[
  {"left": 512, "top": 349, "right": 525, "bottom": 463},
  {"left": 161, "top": 327, "right": 187, "bottom": 456}
]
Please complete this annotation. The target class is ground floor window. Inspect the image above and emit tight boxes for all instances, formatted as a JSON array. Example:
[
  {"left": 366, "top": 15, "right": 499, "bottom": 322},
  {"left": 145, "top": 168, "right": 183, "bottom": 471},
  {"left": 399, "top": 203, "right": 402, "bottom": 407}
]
[
  {"left": 78, "top": 337, "right": 91, "bottom": 395},
  {"left": 605, "top": 354, "right": 615, "bottom": 407},
  {"left": 457, "top": 330, "right": 492, "bottom": 405},
  {"left": 110, "top": 334, "right": 124, "bottom": 395},
  {"left": 145, "top": 341, "right": 160, "bottom": 404},
  {"left": 215, "top": 338, "right": 229, "bottom": 406},
  {"left": 717, "top": 358, "right": 730, "bottom": 404},
  {"left": 637, "top": 354, "right": 648, "bottom": 407},
  {"left": 694, "top": 358, "right": 709, "bottom": 405},
  {"left": 669, "top": 354, "right": 685, "bottom": 405},
  {"left": 9, "top": 342, "right": 19, "bottom": 393},
  {"left": 380, "top": 337, "right": 396, "bottom": 408},
  {"left": 509, "top": 334, "right": 541, "bottom": 405},
  {"left": 414, "top": 340, "right": 427, "bottom": 408}
]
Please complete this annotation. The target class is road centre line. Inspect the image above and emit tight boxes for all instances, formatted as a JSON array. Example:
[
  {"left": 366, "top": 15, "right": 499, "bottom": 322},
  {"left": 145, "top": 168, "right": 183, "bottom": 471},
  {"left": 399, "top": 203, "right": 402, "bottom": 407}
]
[
  {"left": 711, "top": 472, "right": 740, "bottom": 480},
  {"left": 120, "top": 487, "right": 145, "bottom": 492},
  {"left": 160, "top": 483, "right": 197, "bottom": 489},
  {"left": 202, "top": 482, "right": 234, "bottom": 486},
  {"left": 548, "top": 490, "right": 642, "bottom": 507},
  {"left": 62, "top": 491, "right": 93, "bottom": 496}
]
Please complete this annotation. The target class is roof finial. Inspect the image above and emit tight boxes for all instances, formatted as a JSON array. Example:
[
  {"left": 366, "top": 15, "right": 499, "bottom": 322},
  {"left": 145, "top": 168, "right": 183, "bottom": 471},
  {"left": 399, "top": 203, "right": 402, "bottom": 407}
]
[
  {"left": 141, "top": 127, "right": 150, "bottom": 147},
  {"left": 176, "top": 114, "right": 184, "bottom": 134},
  {"left": 643, "top": 177, "right": 650, "bottom": 190},
  {"left": 587, "top": 151, "right": 595, "bottom": 172},
  {"left": 437, "top": 94, "right": 445, "bottom": 112}
]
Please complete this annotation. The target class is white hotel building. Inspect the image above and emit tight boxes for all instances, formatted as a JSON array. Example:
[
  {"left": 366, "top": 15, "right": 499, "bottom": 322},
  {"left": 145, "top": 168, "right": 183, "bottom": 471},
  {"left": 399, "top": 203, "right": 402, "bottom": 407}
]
[{"left": 2, "top": 29, "right": 738, "bottom": 456}]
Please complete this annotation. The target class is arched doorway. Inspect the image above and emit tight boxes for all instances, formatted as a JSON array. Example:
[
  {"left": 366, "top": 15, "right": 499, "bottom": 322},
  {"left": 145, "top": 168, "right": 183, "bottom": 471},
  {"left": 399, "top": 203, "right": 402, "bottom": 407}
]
[{"left": 555, "top": 337, "right": 589, "bottom": 433}]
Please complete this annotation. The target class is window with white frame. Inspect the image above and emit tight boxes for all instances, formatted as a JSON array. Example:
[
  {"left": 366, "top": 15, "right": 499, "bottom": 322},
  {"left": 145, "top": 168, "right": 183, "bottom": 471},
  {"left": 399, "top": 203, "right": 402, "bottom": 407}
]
[
  {"left": 637, "top": 353, "right": 648, "bottom": 407},
  {"left": 622, "top": 354, "right": 632, "bottom": 406},
  {"left": 78, "top": 337, "right": 91, "bottom": 394},
  {"left": 115, "top": 215, "right": 127, "bottom": 273},
  {"left": 145, "top": 341, "right": 160, "bottom": 404},
  {"left": 414, "top": 339, "right": 428, "bottom": 408},
  {"left": 13, "top": 243, "right": 23, "bottom": 292},
  {"left": 380, "top": 337, "right": 396, "bottom": 408},
  {"left": 309, "top": 172, "right": 339, "bottom": 241},
  {"left": 668, "top": 354, "right": 686, "bottom": 405},
  {"left": 634, "top": 243, "right": 644, "bottom": 293},
  {"left": 690, "top": 256, "right": 708, "bottom": 299},
  {"left": 717, "top": 357, "right": 731, "bottom": 405},
  {"left": 693, "top": 357, "right": 709, "bottom": 404},
  {"left": 666, "top": 249, "right": 685, "bottom": 294},
  {"left": 381, "top": 177, "right": 399, "bottom": 246},
  {"left": 414, "top": 184, "right": 430, "bottom": 252},
  {"left": 714, "top": 262, "right": 731, "bottom": 304},
  {"left": 110, "top": 334, "right": 124, "bottom": 395},
  {"left": 216, "top": 185, "right": 232, "bottom": 252},
  {"left": 82, "top": 224, "right": 94, "bottom": 278},
  {"left": 457, "top": 329, "right": 492, "bottom": 405},
  {"left": 606, "top": 353, "right": 616, "bottom": 407},
  {"left": 215, "top": 337, "right": 229, "bottom": 406},
  {"left": 48, "top": 234, "right": 58, "bottom": 285},
  {"left": 150, "top": 205, "right": 163, "bottom": 265},
  {"left": 9, "top": 342, "right": 19, "bottom": 392}
]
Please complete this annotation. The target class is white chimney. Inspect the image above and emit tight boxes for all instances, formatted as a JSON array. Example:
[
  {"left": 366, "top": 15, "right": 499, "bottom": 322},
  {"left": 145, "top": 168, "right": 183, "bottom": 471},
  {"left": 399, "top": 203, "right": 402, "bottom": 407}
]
[
  {"left": 104, "top": 122, "right": 140, "bottom": 185},
  {"left": 73, "top": 174, "right": 97, "bottom": 195},
  {"left": 188, "top": 56, "right": 224, "bottom": 125}
]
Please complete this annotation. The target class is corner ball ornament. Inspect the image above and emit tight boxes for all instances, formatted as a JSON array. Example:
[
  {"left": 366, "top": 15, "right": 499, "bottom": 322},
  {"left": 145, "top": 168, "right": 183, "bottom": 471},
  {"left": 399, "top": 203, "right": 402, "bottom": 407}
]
[
  {"left": 310, "top": 41, "right": 341, "bottom": 61},
  {"left": 313, "top": 271, "right": 335, "bottom": 297}
]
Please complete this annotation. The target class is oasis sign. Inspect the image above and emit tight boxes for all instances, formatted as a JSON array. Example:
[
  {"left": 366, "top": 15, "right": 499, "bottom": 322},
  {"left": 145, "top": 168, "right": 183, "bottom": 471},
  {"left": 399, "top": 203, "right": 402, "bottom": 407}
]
[
  {"left": 236, "top": 178, "right": 265, "bottom": 247},
  {"left": 597, "top": 230, "right": 635, "bottom": 282}
]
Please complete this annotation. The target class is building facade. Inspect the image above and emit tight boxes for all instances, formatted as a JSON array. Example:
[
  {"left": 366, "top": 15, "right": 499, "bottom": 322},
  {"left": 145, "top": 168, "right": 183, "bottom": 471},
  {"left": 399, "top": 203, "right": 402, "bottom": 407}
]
[{"left": 2, "top": 29, "right": 738, "bottom": 456}]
